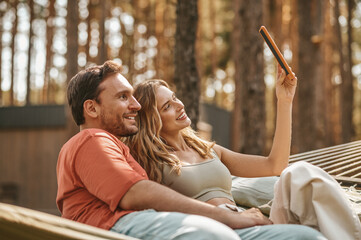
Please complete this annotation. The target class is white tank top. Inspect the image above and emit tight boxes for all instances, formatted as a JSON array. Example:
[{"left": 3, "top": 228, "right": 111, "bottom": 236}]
[{"left": 161, "top": 150, "right": 234, "bottom": 202}]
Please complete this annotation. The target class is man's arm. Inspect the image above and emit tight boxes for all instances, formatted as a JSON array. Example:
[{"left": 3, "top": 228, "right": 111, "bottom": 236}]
[{"left": 119, "top": 180, "right": 272, "bottom": 229}]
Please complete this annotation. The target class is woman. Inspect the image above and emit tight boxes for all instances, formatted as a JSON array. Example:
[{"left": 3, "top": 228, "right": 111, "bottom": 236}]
[{"left": 126, "top": 66, "right": 361, "bottom": 240}]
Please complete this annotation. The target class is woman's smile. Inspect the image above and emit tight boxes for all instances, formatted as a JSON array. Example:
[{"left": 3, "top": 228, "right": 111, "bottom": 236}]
[{"left": 176, "top": 112, "right": 187, "bottom": 120}]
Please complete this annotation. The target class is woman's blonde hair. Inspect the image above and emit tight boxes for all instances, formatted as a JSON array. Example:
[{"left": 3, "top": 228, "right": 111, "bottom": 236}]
[{"left": 125, "top": 79, "right": 214, "bottom": 183}]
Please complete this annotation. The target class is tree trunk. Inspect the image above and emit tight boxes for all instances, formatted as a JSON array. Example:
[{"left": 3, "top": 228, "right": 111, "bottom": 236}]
[
  {"left": 44, "top": 0, "right": 55, "bottom": 104},
  {"left": 263, "top": 0, "right": 283, "bottom": 153},
  {"left": 209, "top": 0, "right": 217, "bottom": 75},
  {"left": 66, "top": 1, "right": 79, "bottom": 82},
  {"left": 266, "top": 0, "right": 283, "bottom": 43},
  {"left": 154, "top": 0, "right": 165, "bottom": 79},
  {"left": 162, "top": 0, "right": 175, "bottom": 84},
  {"left": 118, "top": 2, "right": 133, "bottom": 81},
  {"left": 289, "top": 0, "right": 299, "bottom": 153},
  {"left": 154, "top": 0, "right": 174, "bottom": 82},
  {"left": 26, "top": 0, "right": 34, "bottom": 105},
  {"left": 98, "top": 0, "right": 108, "bottom": 64},
  {"left": 132, "top": 0, "right": 151, "bottom": 81},
  {"left": 232, "top": 0, "right": 265, "bottom": 154},
  {"left": 10, "top": 0, "right": 18, "bottom": 105},
  {"left": 341, "top": 0, "right": 355, "bottom": 142},
  {"left": 312, "top": 0, "right": 327, "bottom": 148},
  {"left": 334, "top": 0, "right": 354, "bottom": 143},
  {"left": 231, "top": 0, "right": 241, "bottom": 152},
  {"left": 0, "top": 4, "right": 5, "bottom": 105},
  {"left": 174, "top": 0, "right": 200, "bottom": 129},
  {"left": 323, "top": 0, "right": 341, "bottom": 146},
  {"left": 86, "top": 0, "right": 94, "bottom": 64},
  {"left": 66, "top": 0, "right": 79, "bottom": 138},
  {"left": 294, "top": 0, "right": 325, "bottom": 152}
]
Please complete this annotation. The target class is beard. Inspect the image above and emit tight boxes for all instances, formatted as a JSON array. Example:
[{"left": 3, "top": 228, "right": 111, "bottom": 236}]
[
  {"left": 119, "top": 128, "right": 139, "bottom": 137},
  {"left": 100, "top": 111, "right": 139, "bottom": 138}
]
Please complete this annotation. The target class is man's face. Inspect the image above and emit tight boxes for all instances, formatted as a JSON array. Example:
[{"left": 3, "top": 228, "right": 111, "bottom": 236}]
[{"left": 96, "top": 73, "right": 141, "bottom": 137}]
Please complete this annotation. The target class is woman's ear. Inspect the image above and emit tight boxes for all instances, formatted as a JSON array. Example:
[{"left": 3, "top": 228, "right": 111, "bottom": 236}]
[{"left": 83, "top": 99, "right": 99, "bottom": 119}]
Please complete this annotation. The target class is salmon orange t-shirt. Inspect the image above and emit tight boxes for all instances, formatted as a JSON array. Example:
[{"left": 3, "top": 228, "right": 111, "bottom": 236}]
[{"left": 56, "top": 128, "right": 148, "bottom": 230}]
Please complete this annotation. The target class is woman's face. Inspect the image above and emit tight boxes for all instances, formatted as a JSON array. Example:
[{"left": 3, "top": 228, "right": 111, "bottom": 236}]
[{"left": 155, "top": 85, "right": 191, "bottom": 135}]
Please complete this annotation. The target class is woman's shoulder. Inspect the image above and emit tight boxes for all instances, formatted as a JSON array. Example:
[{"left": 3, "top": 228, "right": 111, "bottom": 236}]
[{"left": 212, "top": 144, "right": 223, "bottom": 158}]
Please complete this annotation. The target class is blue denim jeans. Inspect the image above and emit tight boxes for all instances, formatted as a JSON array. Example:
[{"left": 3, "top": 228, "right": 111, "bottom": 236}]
[{"left": 111, "top": 209, "right": 326, "bottom": 240}]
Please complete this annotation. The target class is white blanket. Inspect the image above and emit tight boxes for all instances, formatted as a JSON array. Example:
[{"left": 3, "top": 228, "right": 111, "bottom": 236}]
[{"left": 270, "top": 162, "right": 361, "bottom": 240}]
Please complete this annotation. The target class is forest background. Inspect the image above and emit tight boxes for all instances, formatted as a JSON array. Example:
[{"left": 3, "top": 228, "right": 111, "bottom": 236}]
[{"left": 1, "top": 0, "right": 361, "bottom": 156}]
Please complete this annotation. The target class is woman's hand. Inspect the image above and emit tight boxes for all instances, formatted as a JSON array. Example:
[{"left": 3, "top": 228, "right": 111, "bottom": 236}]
[
  {"left": 275, "top": 64, "right": 297, "bottom": 103},
  {"left": 227, "top": 207, "right": 273, "bottom": 229}
]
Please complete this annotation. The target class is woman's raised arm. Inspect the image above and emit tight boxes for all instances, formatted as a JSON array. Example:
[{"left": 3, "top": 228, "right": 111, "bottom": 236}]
[{"left": 214, "top": 65, "right": 297, "bottom": 177}]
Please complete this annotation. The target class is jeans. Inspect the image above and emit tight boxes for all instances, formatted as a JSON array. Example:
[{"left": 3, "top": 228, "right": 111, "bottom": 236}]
[{"left": 111, "top": 209, "right": 327, "bottom": 240}]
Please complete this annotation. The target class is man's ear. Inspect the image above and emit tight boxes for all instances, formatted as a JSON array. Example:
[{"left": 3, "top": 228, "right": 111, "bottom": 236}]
[{"left": 83, "top": 99, "right": 99, "bottom": 119}]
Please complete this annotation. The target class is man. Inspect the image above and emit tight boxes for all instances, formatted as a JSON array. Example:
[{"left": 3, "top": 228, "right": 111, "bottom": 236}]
[{"left": 57, "top": 60, "right": 324, "bottom": 239}]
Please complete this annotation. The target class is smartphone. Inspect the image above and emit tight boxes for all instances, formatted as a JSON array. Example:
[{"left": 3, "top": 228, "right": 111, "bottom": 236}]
[{"left": 259, "top": 26, "right": 295, "bottom": 80}]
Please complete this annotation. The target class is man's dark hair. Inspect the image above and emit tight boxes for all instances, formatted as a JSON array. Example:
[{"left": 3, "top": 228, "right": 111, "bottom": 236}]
[{"left": 67, "top": 60, "right": 123, "bottom": 126}]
